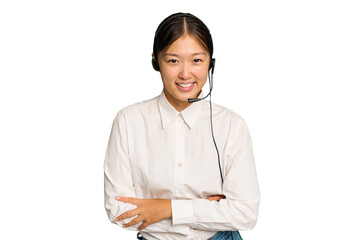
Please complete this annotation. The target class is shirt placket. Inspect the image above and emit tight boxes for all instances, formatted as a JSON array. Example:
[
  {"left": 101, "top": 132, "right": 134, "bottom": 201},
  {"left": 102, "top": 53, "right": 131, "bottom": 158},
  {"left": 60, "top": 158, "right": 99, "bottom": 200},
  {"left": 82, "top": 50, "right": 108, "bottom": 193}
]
[{"left": 174, "top": 112, "right": 186, "bottom": 199}]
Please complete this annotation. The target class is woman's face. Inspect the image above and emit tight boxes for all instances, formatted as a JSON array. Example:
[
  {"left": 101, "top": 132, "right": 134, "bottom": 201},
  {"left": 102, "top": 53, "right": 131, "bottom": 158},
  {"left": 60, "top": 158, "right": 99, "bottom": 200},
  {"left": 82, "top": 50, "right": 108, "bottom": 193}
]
[{"left": 158, "top": 34, "right": 210, "bottom": 111}]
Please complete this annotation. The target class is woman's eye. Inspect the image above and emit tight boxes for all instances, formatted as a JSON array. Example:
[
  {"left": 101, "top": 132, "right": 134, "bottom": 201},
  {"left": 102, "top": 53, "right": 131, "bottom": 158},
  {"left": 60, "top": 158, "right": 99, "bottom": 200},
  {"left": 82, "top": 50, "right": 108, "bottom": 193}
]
[
  {"left": 168, "top": 59, "right": 178, "bottom": 63},
  {"left": 194, "top": 59, "right": 202, "bottom": 63}
]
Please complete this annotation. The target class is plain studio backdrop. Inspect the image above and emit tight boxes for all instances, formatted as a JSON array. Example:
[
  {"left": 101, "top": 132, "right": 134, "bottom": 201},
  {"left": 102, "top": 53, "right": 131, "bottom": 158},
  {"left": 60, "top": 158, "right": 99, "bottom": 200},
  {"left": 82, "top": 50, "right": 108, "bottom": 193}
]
[{"left": 0, "top": 0, "right": 359, "bottom": 239}]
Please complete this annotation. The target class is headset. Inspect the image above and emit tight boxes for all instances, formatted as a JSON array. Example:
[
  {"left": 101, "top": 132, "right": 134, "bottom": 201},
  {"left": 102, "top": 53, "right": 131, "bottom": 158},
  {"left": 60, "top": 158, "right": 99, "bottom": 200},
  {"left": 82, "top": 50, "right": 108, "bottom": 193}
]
[{"left": 152, "top": 13, "right": 224, "bottom": 184}]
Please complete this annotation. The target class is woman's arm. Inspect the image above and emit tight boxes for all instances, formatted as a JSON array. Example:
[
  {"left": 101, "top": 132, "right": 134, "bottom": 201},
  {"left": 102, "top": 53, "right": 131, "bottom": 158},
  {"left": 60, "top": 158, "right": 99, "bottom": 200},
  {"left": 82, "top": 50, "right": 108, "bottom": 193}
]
[
  {"left": 170, "top": 118, "right": 260, "bottom": 231},
  {"left": 104, "top": 112, "right": 189, "bottom": 234},
  {"left": 115, "top": 195, "right": 224, "bottom": 230}
]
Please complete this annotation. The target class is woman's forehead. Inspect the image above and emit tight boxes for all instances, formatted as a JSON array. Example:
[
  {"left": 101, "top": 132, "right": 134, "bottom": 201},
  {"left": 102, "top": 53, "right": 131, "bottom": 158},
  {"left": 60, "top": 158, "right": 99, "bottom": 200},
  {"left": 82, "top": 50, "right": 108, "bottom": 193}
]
[{"left": 162, "top": 35, "right": 208, "bottom": 56}]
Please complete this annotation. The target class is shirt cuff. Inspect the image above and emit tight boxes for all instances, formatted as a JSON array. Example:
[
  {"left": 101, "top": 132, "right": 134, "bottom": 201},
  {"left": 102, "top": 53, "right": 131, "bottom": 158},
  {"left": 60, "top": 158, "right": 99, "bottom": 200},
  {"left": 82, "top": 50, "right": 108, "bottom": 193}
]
[{"left": 171, "top": 199, "right": 194, "bottom": 225}]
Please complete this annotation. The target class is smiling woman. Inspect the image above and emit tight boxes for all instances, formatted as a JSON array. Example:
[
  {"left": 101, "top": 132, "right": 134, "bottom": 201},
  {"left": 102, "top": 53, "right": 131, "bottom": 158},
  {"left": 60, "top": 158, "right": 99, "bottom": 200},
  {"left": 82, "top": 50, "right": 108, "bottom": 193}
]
[{"left": 104, "top": 13, "right": 260, "bottom": 240}]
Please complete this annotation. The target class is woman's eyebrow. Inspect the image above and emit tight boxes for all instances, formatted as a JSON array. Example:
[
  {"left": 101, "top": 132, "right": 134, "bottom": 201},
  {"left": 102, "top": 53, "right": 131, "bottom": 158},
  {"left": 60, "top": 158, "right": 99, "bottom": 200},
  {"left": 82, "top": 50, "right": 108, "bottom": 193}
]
[
  {"left": 192, "top": 52, "right": 207, "bottom": 56},
  {"left": 163, "top": 52, "right": 207, "bottom": 57},
  {"left": 163, "top": 53, "right": 178, "bottom": 57}
]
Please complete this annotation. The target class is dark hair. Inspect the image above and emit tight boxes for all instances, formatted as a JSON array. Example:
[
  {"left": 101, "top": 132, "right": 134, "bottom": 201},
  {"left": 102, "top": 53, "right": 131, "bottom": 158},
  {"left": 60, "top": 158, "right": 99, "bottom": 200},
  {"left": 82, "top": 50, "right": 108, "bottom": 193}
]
[{"left": 152, "top": 12, "right": 214, "bottom": 71}]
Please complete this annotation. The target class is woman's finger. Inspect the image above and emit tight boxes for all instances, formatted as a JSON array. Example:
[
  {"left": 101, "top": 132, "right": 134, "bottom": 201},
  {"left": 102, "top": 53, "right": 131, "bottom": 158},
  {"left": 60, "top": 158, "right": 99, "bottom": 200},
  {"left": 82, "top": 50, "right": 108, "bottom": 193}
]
[
  {"left": 123, "top": 215, "right": 144, "bottom": 228},
  {"left": 138, "top": 220, "right": 150, "bottom": 230},
  {"left": 206, "top": 195, "right": 226, "bottom": 201},
  {"left": 116, "top": 196, "right": 138, "bottom": 205},
  {"left": 116, "top": 208, "right": 140, "bottom": 222}
]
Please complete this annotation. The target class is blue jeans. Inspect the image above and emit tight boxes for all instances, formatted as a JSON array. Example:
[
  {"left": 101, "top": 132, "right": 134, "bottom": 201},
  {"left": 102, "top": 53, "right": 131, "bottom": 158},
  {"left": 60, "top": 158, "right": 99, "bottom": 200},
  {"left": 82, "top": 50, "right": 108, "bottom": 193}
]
[
  {"left": 208, "top": 231, "right": 243, "bottom": 240},
  {"left": 136, "top": 231, "right": 243, "bottom": 240}
]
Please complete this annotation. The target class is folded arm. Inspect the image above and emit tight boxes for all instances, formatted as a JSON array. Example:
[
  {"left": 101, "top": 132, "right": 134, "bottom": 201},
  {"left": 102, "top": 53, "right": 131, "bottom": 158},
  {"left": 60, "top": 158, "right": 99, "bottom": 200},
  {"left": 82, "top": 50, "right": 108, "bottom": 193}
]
[
  {"left": 171, "top": 118, "right": 261, "bottom": 231},
  {"left": 104, "top": 112, "right": 189, "bottom": 234}
]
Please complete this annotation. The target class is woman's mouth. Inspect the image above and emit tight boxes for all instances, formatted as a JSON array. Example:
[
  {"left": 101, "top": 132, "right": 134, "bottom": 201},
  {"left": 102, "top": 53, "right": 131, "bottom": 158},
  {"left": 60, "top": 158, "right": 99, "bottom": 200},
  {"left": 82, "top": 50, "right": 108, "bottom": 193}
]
[{"left": 176, "top": 82, "right": 195, "bottom": 91}]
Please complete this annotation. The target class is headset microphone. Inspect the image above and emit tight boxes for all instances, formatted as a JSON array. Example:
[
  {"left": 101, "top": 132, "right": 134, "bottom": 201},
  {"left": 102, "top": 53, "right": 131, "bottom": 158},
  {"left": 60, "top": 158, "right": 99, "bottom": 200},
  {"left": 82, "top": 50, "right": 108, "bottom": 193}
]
[{"left": 188, "top": 92, "right": 211, "bottom": 103}]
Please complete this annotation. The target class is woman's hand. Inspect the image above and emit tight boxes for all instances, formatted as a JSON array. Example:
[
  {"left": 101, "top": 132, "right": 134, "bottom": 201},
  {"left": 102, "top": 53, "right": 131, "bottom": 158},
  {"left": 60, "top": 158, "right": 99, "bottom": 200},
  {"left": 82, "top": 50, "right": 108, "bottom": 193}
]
[
  {"left": 206, "top": 195, "right": 226, "bottom": 202},
  {"left": 115, "top": 197, "right": 172, "bottom": 230}
]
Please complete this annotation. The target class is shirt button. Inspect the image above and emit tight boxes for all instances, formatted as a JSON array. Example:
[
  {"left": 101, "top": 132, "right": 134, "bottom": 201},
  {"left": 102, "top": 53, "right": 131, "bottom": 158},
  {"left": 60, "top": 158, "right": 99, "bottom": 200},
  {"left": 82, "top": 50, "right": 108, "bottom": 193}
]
[
  {"left": 177, "top": 132, "right": 183, "bottom": 137},
  {"left": 178, "top": 162, "right": 182, "bottom": 167}
]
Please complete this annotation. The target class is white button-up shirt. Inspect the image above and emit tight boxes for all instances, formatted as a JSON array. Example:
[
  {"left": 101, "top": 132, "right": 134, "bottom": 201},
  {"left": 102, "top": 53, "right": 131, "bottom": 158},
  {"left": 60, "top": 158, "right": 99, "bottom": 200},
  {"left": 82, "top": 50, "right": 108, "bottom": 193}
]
[{"left": 104, "top": 91, "right": 260, "bottom": 240}]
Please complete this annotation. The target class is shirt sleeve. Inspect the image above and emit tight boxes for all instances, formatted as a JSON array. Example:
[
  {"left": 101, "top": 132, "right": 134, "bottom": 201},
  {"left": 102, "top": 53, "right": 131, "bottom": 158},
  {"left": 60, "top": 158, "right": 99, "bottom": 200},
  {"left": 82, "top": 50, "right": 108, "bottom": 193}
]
[
  {"left": 171, "top": 115, "right": 260, "bottom": 231},
  {"left": 104, "top": 111, "right": 189, "bottom": 235}
]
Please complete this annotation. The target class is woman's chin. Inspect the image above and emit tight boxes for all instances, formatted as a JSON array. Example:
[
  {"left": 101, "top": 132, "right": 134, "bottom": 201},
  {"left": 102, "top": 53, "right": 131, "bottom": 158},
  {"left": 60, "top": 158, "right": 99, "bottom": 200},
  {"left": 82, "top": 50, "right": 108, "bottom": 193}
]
[
  {"left": 177, "top": 94, "right": 196, "bottom": 103},
  {"left": 175, "top": 90, "right": 201, "bottom": 101}
]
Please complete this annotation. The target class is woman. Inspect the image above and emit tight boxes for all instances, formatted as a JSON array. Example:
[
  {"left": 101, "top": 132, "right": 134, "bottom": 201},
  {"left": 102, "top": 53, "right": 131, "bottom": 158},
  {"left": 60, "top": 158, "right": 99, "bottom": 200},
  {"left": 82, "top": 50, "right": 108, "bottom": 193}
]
[{"left": 104, "top": 13, "right": 260, "bottom": 240}]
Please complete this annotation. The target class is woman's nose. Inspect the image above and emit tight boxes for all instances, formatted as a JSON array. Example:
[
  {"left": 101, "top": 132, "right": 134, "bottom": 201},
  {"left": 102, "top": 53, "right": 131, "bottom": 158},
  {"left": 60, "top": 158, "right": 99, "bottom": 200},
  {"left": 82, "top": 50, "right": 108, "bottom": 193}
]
[{"left": 178, "top": 63, "right": 191, "bottom": 79}]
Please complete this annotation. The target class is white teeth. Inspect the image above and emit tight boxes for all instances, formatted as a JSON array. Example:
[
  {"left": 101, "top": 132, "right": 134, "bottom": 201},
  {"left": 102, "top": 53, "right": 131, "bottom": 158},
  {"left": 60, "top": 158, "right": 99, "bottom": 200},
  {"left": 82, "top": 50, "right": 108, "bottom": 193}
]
[{"left": 177, "top": 83, "right": 194, "bottom": 88}]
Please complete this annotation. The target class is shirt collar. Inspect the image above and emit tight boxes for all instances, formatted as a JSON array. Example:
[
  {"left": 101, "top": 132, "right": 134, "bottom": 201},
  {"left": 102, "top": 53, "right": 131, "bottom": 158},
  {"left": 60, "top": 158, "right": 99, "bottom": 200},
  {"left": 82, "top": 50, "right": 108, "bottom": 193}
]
[{"left": 158, "top": 90, "right": 205, "bottom": 129}]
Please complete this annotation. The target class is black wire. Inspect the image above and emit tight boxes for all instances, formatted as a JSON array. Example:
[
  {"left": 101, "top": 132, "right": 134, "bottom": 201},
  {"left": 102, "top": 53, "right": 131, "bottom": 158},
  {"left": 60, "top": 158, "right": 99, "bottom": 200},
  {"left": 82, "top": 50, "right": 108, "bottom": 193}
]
[
  {"left": 209, "top": 71, "right": 235, "bottom": 240},
  {"left": 208, "top": 69, "right": 224, "bottom": 185}
]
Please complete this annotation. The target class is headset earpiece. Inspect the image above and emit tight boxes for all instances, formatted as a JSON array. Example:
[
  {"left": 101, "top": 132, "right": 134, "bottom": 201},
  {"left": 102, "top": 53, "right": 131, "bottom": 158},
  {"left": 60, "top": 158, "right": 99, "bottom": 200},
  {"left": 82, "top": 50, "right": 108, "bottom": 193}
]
[
  {"left": 209, "top": 58, "right": 216, "bottom": 74},
  {"left": 152, "top": 56, "right": 160, "bottom": 71}
]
